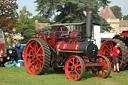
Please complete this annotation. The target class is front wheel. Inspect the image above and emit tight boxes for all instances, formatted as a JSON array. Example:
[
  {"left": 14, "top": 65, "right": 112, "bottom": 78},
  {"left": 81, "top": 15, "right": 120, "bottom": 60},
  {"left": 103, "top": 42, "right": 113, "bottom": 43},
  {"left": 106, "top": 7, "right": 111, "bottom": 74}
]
[
  {"left": 65, "top": 55, "right": 85, "bottom": 81},
  {"left": 92, "top": 56, "right": 111, "bottom": 78}
]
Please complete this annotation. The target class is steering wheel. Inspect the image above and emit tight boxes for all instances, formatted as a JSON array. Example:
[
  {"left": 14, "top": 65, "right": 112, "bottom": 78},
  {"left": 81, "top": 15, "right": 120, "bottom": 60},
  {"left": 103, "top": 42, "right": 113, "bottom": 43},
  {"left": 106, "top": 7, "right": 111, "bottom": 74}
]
[
  {"left": 35, "top": 30, "right": 44, "bottom": 38},
  {"left": 56, "top": 25, "right": 69, "bottom": 38}
]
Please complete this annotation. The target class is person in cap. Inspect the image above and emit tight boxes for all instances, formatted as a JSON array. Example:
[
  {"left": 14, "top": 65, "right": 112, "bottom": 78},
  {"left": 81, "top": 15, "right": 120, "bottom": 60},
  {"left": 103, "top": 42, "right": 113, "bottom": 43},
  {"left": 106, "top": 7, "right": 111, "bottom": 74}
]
[
  {"left": 113, "top": 43, "right": 120, "bottom": 73},
  {"left": 12, "top": 39, "right": 21, "bottom": 62}
]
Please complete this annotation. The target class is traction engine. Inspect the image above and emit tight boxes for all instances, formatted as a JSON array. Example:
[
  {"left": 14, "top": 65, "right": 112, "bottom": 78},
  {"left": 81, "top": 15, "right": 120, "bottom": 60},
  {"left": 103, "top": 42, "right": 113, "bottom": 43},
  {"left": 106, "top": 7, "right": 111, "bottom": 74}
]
[
  {"left": 100, "top": 31, "right": 128, "bottom": 70},
  {"left": 24, "top": 10, "right": 111, "bottom": 81}
]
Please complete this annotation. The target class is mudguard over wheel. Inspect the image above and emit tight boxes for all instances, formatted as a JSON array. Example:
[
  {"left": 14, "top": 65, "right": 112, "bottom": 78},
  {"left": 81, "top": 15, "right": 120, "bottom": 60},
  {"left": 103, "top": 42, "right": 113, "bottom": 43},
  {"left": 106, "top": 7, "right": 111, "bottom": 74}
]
[
  {"left": 92, "top": 56, "right": 111, "bottom": 78},
  {"left": 24, "top": 38, "right": 51, "bottom": 75},
  {"left": 65, "top": 55, "right": 85, "bottom": 81},
  {"left": 100, "top": 39, "right": 128, "bottom": 70}
]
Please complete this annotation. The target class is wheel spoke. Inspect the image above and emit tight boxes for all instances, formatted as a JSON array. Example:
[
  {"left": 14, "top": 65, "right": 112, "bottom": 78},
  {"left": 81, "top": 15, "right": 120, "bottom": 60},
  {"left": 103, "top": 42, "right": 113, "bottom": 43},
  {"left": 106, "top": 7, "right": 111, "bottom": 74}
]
[
  {"left": 33, "top": 61, "right": 38, "bottom": 72},
  {"left": 28, "top": 61, "right": 34, "bottom": 68},
  {"left": 69, "top": 61, "right": 73, "bottom": 65},
  {"left": 105, "top": 45, "right": 111, "bottom": 52},
  {"left": 77, "top": 68, "right": 81, "bottom": 71},
  {"left": 38, "top": 56, "right": 43, "bottom": 60},
  {"left": 60, "top": 27, "right": 63, "bottom": 31},
  {"left": 37, "top": 58, "right": 43, "bottom": 63},
  {"left": 72, "top": 58, "right": 75, "bottom": 65},
  {"left": 102, "top": 52, "right": 110, "bottom": 55},
  {"left": 38, "top": 54, "right": 43, "bottom": 57},
  {"left": 118, "top": 56, "right": 122, "bottom": 58},
  {"left": 110, "top": 42, "right": 114, "bottom": 49},
  {"left": 104, "top": 48, "right": 110, "bottom": 53},
  {"left": 102, "top": 70, "right": 107, "bottom": 76},
  {"left": 29, "top": 45, "right": 35, "bottom": 52},
  {"left": 68, "top": 66, "right": 71, "bottom": 68},
  {"left": 109, "top": 42, "right": 114, "bottom": 52},
  {"left": 70, "top": 72, "right": 73, "bottom": 77},
  {"left": 75, "top": 71, "right": 80, "bottom": 78},
  {"left": 75, "top": 63, "right": 81, "bottom": 68},
  {"left": 26, "top": 53, "right": 33, "bottom": 58},
  {"left": 37, "top": 47, "right": 41, "bottom": 53}
]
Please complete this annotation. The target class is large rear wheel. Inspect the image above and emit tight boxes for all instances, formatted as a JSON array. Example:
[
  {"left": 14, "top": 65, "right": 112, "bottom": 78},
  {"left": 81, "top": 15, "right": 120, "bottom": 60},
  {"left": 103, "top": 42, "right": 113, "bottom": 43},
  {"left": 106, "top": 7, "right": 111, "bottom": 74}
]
[
  {"left": 65, "top": 55, "right": 85, "bottom": 81},
  {"left": 100, "top": 39, "right": 128, "bottom": 70},
  {"left": 24, "top": 38, "right": 51, "bottom": 75}
]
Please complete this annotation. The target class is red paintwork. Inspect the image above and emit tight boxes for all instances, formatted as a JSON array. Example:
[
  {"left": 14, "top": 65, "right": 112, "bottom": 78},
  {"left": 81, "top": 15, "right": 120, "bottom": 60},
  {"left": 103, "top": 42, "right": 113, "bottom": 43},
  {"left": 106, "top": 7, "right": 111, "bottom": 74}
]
[
  {"left": 100, "top": 40, "right": 122, "bottom": 71},
  {"left": 83, "top": 57, "right": 90, "bottom": 63},
  {"left": 92, "top": 56, "right": 109, "bottom": 78},
  {"left": 85, "top": 63, "right": 101, "bottom": 67},
  {"left": 0, "top": 30, "right": 5, "bottom": 52},
  {"left": 0, "top": 54, "right": 7, "bottom": 62},
  {"left": 48, "top": 33, "right": 56, "bottom": 47},
  {"left": 0, "top": 30, "right": 6, "bottom": 63},
  {"left": 56, "top": 25, "right": 69, "bottom": 39},
  {"left": 24, "top": 40, "right": 43, "bottom": 74},
  {"left": 56, "top": 25, "right": 68, "bottom": 31},
  {"left": 70, "top": 31, "right": 78, "bottom": 39},
  {"left": 24, "top": 24, "right": 110, "bottom": 80},
  {"left": 35, "top": 30, "right": 47, "bottom": 42},
  {"left": 55, "top": 41, "right": 82, "bottom": 51},
  {"left": 0, "top": 42, "right": 5, "bottom": 52},
  {"left": 122, "top": 31, "right": 128, "bottom": 37},
  {"left": 65, "top": 56, "right": 82, "bottom": 81}
]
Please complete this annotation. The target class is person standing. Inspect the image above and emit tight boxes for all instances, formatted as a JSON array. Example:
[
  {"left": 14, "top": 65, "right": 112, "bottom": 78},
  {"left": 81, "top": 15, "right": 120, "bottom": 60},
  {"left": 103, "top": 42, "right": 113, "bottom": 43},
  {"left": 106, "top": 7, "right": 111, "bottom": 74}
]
[
  {"left": 13, "top": 39, "right": 21, "bottom": 62},
  {"left": 113, "top": 43, "right": 120, "bottom": 73}
]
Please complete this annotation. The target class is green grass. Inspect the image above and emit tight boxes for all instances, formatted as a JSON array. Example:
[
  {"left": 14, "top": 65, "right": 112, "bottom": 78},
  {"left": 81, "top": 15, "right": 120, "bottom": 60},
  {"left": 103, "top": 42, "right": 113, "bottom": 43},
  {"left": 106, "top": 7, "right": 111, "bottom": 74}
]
[{"left": 0, "top": 67, "right": 128, "bottom": 85}]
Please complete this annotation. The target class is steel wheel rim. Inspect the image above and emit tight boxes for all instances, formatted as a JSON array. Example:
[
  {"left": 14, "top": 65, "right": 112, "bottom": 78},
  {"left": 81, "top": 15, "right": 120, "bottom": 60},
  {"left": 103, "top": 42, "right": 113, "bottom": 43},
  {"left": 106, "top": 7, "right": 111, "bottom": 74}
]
[
  {"left": 92, "top": 57, "right": 109, "bottom": 78},
  {"left": 24, "top": 40, "right": 43, "bottom": 74},
  {"left": 65, "top": 56, "right": 83, "bottom": 81},
  {"left": 100, "top": 41, "right": 122, "bottom": 70}
]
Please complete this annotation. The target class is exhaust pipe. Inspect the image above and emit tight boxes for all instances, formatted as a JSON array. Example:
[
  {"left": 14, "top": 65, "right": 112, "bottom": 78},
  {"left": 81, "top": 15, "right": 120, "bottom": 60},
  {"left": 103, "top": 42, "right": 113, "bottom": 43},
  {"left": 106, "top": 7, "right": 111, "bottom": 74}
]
[{"left": 86, "top": 10, "right": 93, "bottom": 39}]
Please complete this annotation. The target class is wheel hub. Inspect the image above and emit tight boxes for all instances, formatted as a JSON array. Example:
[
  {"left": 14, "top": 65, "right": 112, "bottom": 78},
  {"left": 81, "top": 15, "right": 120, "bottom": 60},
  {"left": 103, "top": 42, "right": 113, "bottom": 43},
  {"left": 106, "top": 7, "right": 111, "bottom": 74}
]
[
  {"left": 33, "top": 55, "right": 37, "bottom": 60},
  {"left": 109, "top": 53, "right": 113, "bottom": 57},
  {"left": 71, "top": 66, "right": 75, "bottom": 71}
]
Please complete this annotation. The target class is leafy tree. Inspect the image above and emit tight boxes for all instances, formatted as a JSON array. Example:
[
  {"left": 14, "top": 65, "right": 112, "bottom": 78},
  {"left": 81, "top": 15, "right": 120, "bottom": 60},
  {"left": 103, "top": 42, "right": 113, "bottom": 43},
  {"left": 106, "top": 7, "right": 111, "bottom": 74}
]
[
  {"left": 123, "top": 15, "right": 128, "bottom": 20},
  {"left": 93, "top": 13, "right": 113, "bottom": 32},
  {"left": 32, "top": 15, "right": 50, "bottom": 23},
  {"left": 0, "top": 0, "right": 18, "bottom": 32},
  {"left": 35, "top": 0, "right": 112, "bottom": 32},
  {"left": 98, "top": 0, "right": 111, "bottom": 8},
  {"left": 110, "top": 5, "right": 122, "bottom": 19},
  {"left": 16, "top": 6, "right": 35, "bottom": 43},
  {"left": 55, "top": 0, "right": 99, "bottom": 23}
]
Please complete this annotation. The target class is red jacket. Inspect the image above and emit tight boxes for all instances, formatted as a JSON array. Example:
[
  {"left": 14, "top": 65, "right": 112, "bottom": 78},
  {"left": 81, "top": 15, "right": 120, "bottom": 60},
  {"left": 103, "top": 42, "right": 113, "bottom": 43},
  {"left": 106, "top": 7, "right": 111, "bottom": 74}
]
[{"left": 113, "top": 47, "right": 119, "bottom": 56}]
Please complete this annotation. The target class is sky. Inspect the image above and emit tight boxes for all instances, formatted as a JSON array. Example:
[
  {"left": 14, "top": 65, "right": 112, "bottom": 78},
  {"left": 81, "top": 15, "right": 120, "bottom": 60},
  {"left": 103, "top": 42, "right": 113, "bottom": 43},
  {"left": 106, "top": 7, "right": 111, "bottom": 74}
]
[{"left": 16, "top": 0, "right": 128, "bottom": 16}]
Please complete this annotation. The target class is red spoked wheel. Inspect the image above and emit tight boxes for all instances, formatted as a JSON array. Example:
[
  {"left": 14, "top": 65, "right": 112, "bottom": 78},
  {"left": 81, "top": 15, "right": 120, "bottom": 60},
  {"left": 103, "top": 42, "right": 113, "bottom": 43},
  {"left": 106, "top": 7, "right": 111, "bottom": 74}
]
[
  {"left": 92, "top": 56, "right": 111, "bottom": 78},
  {"left": 56, "top": 25, "right": 69, "bottom": 38},
  {"left": 65, "top": 55, "right": 85, "bottom": 81},
  {"left": 35, "top": 30, "right": 44, "bottom": 38},
  {"left": 24, "top": 38, "right": 51, "bottom": 75},
  {"left": 100, "top": 39, "right": 128, "bottom": 70}
]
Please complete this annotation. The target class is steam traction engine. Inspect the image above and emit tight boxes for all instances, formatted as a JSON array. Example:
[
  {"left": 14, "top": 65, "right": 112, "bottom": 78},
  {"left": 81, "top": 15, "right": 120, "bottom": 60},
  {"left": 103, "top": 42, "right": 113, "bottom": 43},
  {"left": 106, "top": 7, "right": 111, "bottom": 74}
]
[
  {"left": 24, "top": 10, "right": 111, "bottom": 81},
  {"left": 100, "top": 31, "right": 128, "bottom": 70}
]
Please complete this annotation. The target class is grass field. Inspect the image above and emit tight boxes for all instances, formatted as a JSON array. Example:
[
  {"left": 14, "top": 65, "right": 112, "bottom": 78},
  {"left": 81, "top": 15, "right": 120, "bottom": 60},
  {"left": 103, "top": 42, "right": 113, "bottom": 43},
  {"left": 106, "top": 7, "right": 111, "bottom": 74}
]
[{"left": 0, "top": 67, "right": 128, "bottom": 85}]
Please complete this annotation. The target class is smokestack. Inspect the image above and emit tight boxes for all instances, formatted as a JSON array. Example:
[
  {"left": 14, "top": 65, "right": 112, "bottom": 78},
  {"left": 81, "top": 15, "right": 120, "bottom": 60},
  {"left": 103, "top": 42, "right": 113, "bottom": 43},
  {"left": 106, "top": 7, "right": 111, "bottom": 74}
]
[{"left": 86, "top": 10, "right": 93, "bottom": 39}]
